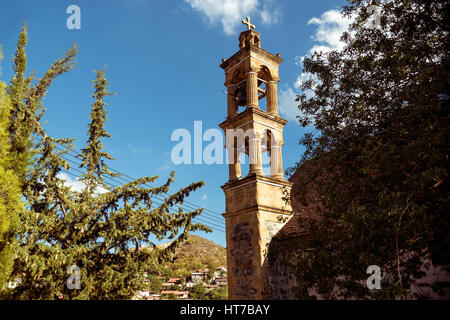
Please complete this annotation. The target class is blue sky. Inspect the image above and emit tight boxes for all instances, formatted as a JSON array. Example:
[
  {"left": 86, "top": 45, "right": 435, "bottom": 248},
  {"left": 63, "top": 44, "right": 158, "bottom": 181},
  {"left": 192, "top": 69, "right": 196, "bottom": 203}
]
[{"left": 0, "top": 0, "right": 350, "bottom": 247}]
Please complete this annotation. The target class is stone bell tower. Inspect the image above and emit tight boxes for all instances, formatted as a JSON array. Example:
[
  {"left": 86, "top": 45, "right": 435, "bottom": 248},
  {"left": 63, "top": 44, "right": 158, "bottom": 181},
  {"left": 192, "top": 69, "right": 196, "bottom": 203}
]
[{"left": 219, "top": 17, "right": 293, "bottom": 300}]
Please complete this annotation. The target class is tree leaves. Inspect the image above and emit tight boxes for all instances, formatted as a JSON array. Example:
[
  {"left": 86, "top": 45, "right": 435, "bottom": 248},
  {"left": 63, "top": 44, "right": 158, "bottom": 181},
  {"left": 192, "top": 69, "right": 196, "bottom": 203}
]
[
  {"left": 287, "top": 0, "right": 449, "bottom": 299},
  {"left": 1, "top": 27, "right": 210, "bottom": 299}
]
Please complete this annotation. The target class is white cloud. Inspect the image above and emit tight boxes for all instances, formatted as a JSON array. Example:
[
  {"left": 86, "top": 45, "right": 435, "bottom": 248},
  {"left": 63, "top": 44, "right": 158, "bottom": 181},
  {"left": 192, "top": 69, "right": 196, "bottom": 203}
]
[
  {"left": 278, "top": 85, "right": 300, "bottom": 121},
  {"left": 184, "top": 0, "right": 280, "bottom": 35},
  {"left": 57, "top": 172, "right": 108, "bottom": 194},
  {"left": 306, "top": 9, "right": 353, "bottom": 55},
  {"left": 260, "top": 0, "right": 281, "bottom": 25},
  {"left": 295, "top": 9, "right": 354, "bottom": 90},
  {"left": 279, "top": 9, "right": 354, "bottom": 122},
  {"left": 202, "top": 194, "right": 208, "bottom": 200}
]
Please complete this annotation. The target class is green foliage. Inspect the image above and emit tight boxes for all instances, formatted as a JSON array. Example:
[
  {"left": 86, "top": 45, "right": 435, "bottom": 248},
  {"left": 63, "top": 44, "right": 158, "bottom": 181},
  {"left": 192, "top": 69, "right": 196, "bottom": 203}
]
[
  {"left": 1, "top": 27, "right": 211, "bottom": 300},
  {"left": 287, "top": 0, "right": 449, "bottom": 299},
  {"left": 162, "top": 235, "right": 226, "bottom": 275},
  {"left": 190, "top": 282, "right": 207, "bottom": 300},
  {"left": 169, "top": 284, "right": 181, "bottom": 291},
  {"left": 191, "top": 259, "right": 204, "bottom": 271},
  {"left": 0, "top": 80, "right": 22, "bottom": 289},
  {"left": 209, "top": 286, "right": 228, "bottom": 300},
  {"left": 168, "top": 293, "right": 177, "bottom": 300},
  {"left": 7, "top": 26, "right": 77, "bottom": 181},
  {"left": 0, "top": 41, "right": 23, "bottom": 290},
  {"left": 205, "top": 257, "right": 218, "bottom": 276},
  {"left": 148, "top": 276, "right": 162, "bottom": 293}
]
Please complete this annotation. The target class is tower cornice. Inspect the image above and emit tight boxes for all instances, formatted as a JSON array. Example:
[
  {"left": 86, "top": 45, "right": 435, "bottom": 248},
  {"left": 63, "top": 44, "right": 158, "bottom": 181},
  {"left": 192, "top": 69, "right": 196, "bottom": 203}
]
[
  {"left": 221, "top": 172, "right": 293, "bottom": 192},
  {"left": 220, "top": 45, "right": 283, "bottom": 71},
  {"left": 219, "top": 106, "right": 288, "bottom": 131}
]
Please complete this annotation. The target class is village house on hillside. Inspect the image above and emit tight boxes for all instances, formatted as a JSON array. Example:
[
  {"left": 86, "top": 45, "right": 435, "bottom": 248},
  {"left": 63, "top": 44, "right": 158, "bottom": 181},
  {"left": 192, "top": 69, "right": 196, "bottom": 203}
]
[
  {"left": 161, "top": 291, "right": 189, "bottom": 300},
  {"left": 190, "top": 271, "right": 205, "bottom": 283},
  {"left": 134, "top": 265, "right": 228, "bottom": 300}
]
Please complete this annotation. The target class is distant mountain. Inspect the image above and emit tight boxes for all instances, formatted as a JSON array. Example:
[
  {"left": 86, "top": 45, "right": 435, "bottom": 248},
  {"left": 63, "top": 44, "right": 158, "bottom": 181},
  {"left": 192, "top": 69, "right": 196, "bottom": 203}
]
[
  {"left": 161, "top": 235, "right": 227, "bottom": 275},
  {"left": 175, "top": 235, "right": 226, "bottom": 266}
]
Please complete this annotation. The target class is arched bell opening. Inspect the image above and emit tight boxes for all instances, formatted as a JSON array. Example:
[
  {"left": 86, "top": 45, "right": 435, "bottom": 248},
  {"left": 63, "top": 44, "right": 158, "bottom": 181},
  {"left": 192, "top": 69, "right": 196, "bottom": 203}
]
[
  {"left": 230, "top": 68, "right": 248, "bottom": 113},
  {"left": 257, "top": 66, "right": 272, "bottom": 113},
  {"left": 241, "top": 131, "right": 263, "bottom": 177},
  {"left": 261, "top": 129, "right": 283, "bottom": 179},
  {"left": 242, "top": 135, "right": 251, "bottom": 177},
  {"left": 253, "top": 36, "right": 260, "bottom": 48},
  {"left": 226, "top": 130, "right": 262, "bottom": 181},
  {"left": 239, "top": 32, "right": 261, "bottom": 49},
  {"left": 241, "top": 153, "right": 250, "bottom": 177}
]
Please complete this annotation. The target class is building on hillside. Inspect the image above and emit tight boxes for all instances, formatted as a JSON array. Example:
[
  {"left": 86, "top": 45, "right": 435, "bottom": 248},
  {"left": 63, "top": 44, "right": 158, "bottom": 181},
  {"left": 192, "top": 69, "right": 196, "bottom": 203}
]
[
  {"left": 161, "top": 291, "right": 189, "bottom": 300},
  {"left": 190, "top": 272, "right": 204, "bottom": 282},
  {"left": 204, "top": 284, "right": 219, "bottom": 292},
  {"left": 214, "top": 267, "right": 227, "bottom": 278},
  {"left": 133, "top": 290, "right": 151, "bottom": 300},
  {"left": 167, "top": 278, "right": 181, "bottom": 284},
  {"left": 213, "top": 277, "right": 227, "bottom": 286}
]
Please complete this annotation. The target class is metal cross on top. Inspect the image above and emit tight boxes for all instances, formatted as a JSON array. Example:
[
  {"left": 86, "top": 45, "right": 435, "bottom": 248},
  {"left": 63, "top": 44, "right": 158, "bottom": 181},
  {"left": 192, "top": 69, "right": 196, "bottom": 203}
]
[{"left": 242, "top": 16, "right": 255, "bottom": 30}]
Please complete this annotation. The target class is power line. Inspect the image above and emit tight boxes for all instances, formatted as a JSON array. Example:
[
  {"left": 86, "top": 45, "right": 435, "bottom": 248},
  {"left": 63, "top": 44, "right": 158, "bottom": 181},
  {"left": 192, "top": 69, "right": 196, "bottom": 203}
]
[
  {"left": 32, "top": 134, "right": 225, "bottom": 232},
  {"left": 33, "top": 135, "right": 225, "bottom": 223},
  {"left": 56, "top": 150, "right": 225, "bottom": 227},
  {"left": 59, "top": 168, "right": 225, "bottom": 233},
  {"left": 32, "top": 136, "right": 226, "bottom": 232},
  {"left": 109, "top": 165, "right": 225, "bottom": 218},
  {"left": 44, "top": 138, "right": 225, "bottom": 218}
]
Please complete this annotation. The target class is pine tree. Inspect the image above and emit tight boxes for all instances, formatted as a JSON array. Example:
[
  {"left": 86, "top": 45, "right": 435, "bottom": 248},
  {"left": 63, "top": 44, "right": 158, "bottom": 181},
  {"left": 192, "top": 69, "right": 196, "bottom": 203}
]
[
  {"left": 0, "top": 48, "right": 22, "bottom": 289},
  {"left": 3, "top": 27, "right": 210, "bottom": 300},
  {"left": 7, "top": 25, "right": 32, "bottom": 180},
  {"left": 6, "top": 25, "right": 78, "bottom": 182},
  {"left": 0, "top": 26, "right": 77, "bottom": 293}
]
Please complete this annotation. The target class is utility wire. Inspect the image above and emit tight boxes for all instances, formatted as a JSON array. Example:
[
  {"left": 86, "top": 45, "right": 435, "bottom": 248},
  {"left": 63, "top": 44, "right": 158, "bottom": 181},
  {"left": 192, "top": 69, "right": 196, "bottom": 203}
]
[
  {"left": 32, "top": 135, "right": 226, "bottom": 231},
  {"left": 56, "top": 151, "right": 225, "bottom": 226},
  {"left": 33, "top": 135, "right": 225, "bottom": 222},
  {"left": 59, "top": 168, "right": 225, "bottom": 233}
]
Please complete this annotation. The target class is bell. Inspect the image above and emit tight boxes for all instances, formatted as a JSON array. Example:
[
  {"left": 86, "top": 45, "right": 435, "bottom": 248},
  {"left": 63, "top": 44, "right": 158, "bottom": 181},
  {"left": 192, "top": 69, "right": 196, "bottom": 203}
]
[{"left": 236, "top": 83, "right": 247, "bottom": 106}]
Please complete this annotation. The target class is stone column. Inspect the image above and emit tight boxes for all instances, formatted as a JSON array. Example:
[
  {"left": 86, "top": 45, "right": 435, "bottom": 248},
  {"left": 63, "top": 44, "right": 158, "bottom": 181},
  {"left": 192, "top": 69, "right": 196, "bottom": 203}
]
[
  {"left": 267, "top": 80, "right": 279, "bottom": 115},
  {"left": 270, "top": 145, "right": 283, "bottom": 179},
  {"left": 228, "top": 146, "right": 241, "bottom": 181},
  {"left": 246, "top": 70, "right": 259, "bottom": 109},
  {"left": 227, "top": 84, "right": 238, "bottom": 117},
  {"left": 249, "top": 137, "right": 263, "bottom": 174}
]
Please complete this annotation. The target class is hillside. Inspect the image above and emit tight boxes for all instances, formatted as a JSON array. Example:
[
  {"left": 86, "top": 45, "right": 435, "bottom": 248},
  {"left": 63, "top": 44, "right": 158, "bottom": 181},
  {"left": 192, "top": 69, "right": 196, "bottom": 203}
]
[
  {"left": 174, "top": 235, "right": 226, "bottom": 266},
  {"left": 159, "top": 235, "right": 227, "bottom": 276}
]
